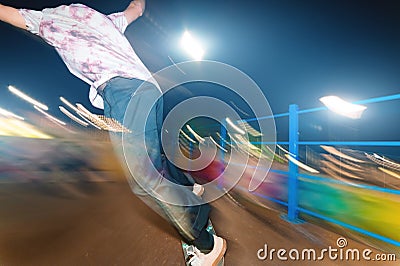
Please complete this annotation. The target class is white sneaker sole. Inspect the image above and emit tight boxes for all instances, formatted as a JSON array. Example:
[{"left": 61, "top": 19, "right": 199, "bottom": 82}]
[{"left": 212, "top": 238, "right": 226, "bottom": 266}]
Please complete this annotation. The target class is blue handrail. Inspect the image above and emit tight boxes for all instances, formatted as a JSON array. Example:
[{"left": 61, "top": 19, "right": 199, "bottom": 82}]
[
  {"left": 235, "top": 93, "right": 400, "bottom": 247},
  {"left": 251, "top": 141, "right": 400, "bottom": 146},
  {"left": 188, "top": 92, "right": 400, "bottom": 248}
]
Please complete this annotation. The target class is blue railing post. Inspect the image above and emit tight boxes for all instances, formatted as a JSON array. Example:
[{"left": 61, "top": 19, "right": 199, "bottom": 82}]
[
  {"left": 282, "top": 104, "right": 302, "bottom": 223},
  {"left": 288, "top": 104, "right": 299, "bottom": 220}
]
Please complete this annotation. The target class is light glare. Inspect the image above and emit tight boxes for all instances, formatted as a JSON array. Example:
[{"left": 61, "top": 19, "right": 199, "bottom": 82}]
[
  {"left": 60, "top": 96, "right": 80, "bottom": 113},
  {"left": 226, "top": 117, "right": 246, "bottom": 135},
  {"left": 59, "top": 106, "right": 89, "bottom": 127},
  {"left": 8, "top": 85, "right": 48, "bottom": 111},
  {"left": 0, "top": 107, "right": 24, "bottom": 120},
  {"left": 34, "top": 105, "right": 66, "bottom": 125},
  {"left": 320, "top": 95, "right": 367, "bottom": 119},
  {"left": 181, "top": 31, "right": 205, "bottom": 61},
  {"left": 180, "top": 129, "right": 197, "bottom": 144},
  {"left": 0, "top": 117, "right": 52, "bottom": 139},
  {"left": 186, "top": 125, "right": 205, "bottom": 143},
  {"left": 285, "top": 154, "right": 320, "bottom": 174}
]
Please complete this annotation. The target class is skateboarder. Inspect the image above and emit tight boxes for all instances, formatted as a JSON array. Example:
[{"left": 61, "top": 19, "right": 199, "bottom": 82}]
[{"left": 0, "top": 1, "right": 226, "bottom": 264}]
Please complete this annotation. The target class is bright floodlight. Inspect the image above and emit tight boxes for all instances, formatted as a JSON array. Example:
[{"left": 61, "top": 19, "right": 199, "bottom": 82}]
[
  {"left": 181, "top": 31, "right": 205, "bottom": 61},
  {"left": 8, "top": 85, "right": 48, "bottom": 111},
  {"left": 319, "top": 95, "right": 367, "bottom": 119}
]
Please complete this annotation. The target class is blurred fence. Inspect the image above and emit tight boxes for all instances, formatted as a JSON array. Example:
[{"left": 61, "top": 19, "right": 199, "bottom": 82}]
[{"left": 236, "top": 93, "right": 400, "bottom": 247}]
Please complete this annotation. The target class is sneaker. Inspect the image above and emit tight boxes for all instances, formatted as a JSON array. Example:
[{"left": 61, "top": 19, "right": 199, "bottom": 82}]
[
  {"left": 187, "top": 235, "right": 227, "bottom": 266},
  {"left": 192, "top": 183, "right": 205, "bottom": 197}
]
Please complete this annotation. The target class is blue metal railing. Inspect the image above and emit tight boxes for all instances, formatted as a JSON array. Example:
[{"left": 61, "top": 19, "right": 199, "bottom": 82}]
[
  {"left": 231, "top": 93, "right": 400, "bottom": 246},
  {"left": 185, "top": 93, "right": 400, "bottom": 246},
  {"left": 286, "top": 104, "right": 300, "bottom": 221}
]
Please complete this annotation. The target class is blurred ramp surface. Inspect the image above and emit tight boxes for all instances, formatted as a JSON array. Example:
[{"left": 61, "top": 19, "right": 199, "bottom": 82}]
[{"left": 0, "top": 137, "right": 397, "bottom": 265}]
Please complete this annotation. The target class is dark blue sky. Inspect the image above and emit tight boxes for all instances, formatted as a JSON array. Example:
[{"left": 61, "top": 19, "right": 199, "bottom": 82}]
[{"left": 0, "top": 0, "right": 399, "bottom": 141}]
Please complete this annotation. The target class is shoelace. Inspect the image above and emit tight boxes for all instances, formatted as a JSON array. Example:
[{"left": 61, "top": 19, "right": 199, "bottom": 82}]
[{"left": 186, "top": 245, "right": 202, "bottom": 266}]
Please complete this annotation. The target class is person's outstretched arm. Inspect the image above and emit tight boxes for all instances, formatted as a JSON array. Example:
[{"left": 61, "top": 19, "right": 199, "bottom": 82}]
[
  {"left": 124, "top": 0, "right": 145, "bottom": 25},
  {"left": 0, "top": 4, "right": 26, "bottom": 29}
]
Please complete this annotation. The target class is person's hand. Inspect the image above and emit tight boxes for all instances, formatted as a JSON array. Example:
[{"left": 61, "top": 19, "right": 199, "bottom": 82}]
[
  {"left": 125, "top": 0, "right": 146, "bottom": 24},
  {"left": 132, "top": 0, "right": 145, "bottom": 16}
]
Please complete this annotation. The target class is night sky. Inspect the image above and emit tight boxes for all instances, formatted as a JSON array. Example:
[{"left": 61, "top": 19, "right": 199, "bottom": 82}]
[{"left": 0, "top": 0, "right": 399, "bottom": 142}]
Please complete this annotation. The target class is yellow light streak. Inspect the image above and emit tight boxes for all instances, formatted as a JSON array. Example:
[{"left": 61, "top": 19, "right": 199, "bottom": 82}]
[
  {"left": 378, "top": 167, "right": 400, "bottom": 180},
  {"left": 0, "top": 117, "right": 52, "bottom": 139}
]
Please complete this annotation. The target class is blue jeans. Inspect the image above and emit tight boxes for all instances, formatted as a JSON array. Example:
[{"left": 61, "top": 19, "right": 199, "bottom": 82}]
[{"left": 100, "top": 77, "right": 213, "bottom": 251}]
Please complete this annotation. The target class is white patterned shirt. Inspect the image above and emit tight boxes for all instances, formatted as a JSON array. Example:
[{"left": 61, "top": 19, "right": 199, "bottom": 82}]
[{"left": 19, "top": 4, "right": 158, "bottom": 109}]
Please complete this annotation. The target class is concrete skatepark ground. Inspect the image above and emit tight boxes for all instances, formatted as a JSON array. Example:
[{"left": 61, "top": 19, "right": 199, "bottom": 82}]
[
  {"left": 1, "top": 180, "right": 397, "bottom": 265},
  {"left": 0, "top": 137, "right": 397, "bottom": 265}
]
